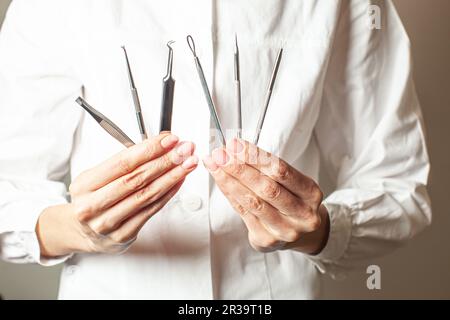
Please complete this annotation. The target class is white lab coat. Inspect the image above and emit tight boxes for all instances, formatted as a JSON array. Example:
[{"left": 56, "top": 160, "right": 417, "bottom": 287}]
[{"left": 0, "top": 0, "right": 431, "bottom": 299}]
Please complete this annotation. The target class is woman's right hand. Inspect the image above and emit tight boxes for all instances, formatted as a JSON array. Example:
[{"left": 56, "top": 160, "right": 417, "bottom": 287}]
[{"left": 36, "top": 133, "right": 198, "bottom": 257}]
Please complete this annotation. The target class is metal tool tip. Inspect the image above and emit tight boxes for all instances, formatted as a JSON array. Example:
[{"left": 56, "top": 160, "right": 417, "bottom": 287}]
[
  {"left": 167, "top": 40, "right": 175, "bottom": 49},
  {"left": 186, "top": 35, "right": 196, "bottom": 57},
  {"left": 75, "top": 97, "right": 83, "bottom": 105}
]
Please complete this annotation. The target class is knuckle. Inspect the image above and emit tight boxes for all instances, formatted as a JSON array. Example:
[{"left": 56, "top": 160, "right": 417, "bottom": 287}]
[
  {"left": 230, "top": 163, "right": 245, "bottom": 176},
  {"left": 214, "top": 171, "right": 228, "bottom": 185},
  {"left": 118, "top": 156, "right": 132, "bottom": 174},
  {"left": 286, "top": 196, "right": 301, "bottom": 212},
  {"left": 234, "top": 203, "right": 248, "bottom": 217},
  {"left": 265, "top": 225, "right": 297, "bottom": 243},
  {"left": 245, "top": 195, "right": 264, "bottom": 212},
  {"left": 110, "top": 233, "right": 127, "bottom": 245},
  {"left": 306, "top": 214, "right": 321, "bottom": 232},
  {"left": 310, "top": 187, "right": 324, "bottom": 204},
  {"left": 159, "top": 153, "right": 173, "bottom": 170},
  {"left": 100, "top": 217, "right": 116, "bottom": 234},
  {"left": 144, "top": 140, "right": 157, "bottom": 157},
  {"left": 134, "top": 184, "right": 157, "bottom": 204},
  {"left": 248, "top": 234, "right": 267, "bottom": 252},
  {"left": 134, "top": 185, "right": 149, "bottom": 202},
  {"left": 259, "top": 236, "right": 279, "bottom": 249},
  {"left": 299, "top": 206, "right": 314, "bottom": 220},
  {"left": 248, "top": 231, "right": 278, "bottom": 250},
  {"left": 257, "top": 149, "right": 272, "bottom": 166},
  {"left": 283, "top": 229, "right": 300, "bottom": 243},
  {"left": 247, "top": 147, "right": 259, "bottom": 165},
  {"left": 122, "top": 170, "right": 146, "bottom": 190},
  {"left": 74, "top": 203, "right": 93, "bottom": 223},
  {"left": 272, "top": 160, "right": 290, "bottom": 181},
  {"left": 261, "top": 180, "right": 281, "bottom": 200}
]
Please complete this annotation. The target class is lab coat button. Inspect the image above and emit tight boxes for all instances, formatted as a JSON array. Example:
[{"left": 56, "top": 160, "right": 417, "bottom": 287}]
[
  {"left": 66, "top": 265, "right": 78, "bottom": 275},
  {"left": 181, "top": 194, "right": 203, "bottom": 212}
]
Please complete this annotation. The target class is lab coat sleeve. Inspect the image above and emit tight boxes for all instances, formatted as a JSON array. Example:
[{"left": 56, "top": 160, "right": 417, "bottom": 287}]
[
  {"left": 0, "top": 1, "right": 82, "bottom": 266},
  {"left": 310, "top": 0, "right": 431, "bottom": 278}
]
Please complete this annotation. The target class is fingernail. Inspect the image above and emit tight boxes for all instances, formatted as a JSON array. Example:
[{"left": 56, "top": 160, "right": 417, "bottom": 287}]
[
  {"left": 181, "top": 155, "right": 199, "bottom": 170},
  {"left": 212, "top": 148, "right": 229, "bottom": 166},
  {"left": 202, "top": 155, "right": 219, "bottom": 171},
  {"left": 176, "top": 142, "right": 195, "bottom": 157},
  {"left": 160, "top": 134, "right": 179, "bottom": 148},
  {"left": 226, "top": 138, "right": 244, "bottom": 154}
]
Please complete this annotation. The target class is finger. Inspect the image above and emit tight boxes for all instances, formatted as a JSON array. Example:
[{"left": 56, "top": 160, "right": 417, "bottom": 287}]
[
  {"left": 227, "top": 138, "right": 323, "bottom": 203},
  {"left": 212, "top": 147, "right": 303, "bottom": 216},
  {"left": 237, "top": 206, "right": 286, "bottom": 253},
  {"left": 70, "top": 133, "right": 180, "bottom": 194},
  {"left": 216, "top": 188, "right": 286, "bottom": 251},
  {"left": 108, "top": 179, "right": 184, "bottom": 244},
  {"left": 87, "top": 141, "right": 194, "bottom": 212},
  {"left": 203, "top": 156, "right": 297, "bottom": 242},
  {"left": 88, "top": 155, "right": 198, "bottom": 234}
]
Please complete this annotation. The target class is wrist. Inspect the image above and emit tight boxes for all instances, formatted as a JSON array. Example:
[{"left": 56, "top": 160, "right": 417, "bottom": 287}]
[{"left": 36, "top": 204, "right": 81, "bottom": 258}]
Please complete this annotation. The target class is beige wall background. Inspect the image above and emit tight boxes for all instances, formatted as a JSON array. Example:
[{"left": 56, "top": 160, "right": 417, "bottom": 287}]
[{"left": 0, "top": 0, "right": 449, "bottom": 299}]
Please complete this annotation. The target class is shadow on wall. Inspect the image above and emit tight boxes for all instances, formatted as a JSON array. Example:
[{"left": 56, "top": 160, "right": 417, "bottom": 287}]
[{"left": 0, "top": 0, "right": 450, "bottom": 299}]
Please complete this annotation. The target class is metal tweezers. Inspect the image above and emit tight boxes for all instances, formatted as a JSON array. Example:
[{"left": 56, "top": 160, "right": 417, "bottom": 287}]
[{"left": 75, "top": 97, "right": 135, "bottom": 148}]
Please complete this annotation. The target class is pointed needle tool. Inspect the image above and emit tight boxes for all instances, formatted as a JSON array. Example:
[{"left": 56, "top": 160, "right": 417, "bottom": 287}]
[
  {"left": 234, "top": 34, "right": 242, "bottom": 139},
  {"left": 253, "top": 48, "right": 283, "bottom": 146},
  {"left": 187, "top": 35, "right": 226, "bottom": 146},
  {"left": 160, "top": 40, "right": 175, "bottom": 132},
  {"left": 121, "top": 46, "right": 148, "bottom": 141},
  {"left": 75, "top": 97, "right": 135, "bottom": 148}
]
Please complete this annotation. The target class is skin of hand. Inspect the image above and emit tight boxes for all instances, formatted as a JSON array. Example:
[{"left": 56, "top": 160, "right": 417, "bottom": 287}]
[
  {"left": 203, "top": 138, "right": 330, "bottom": 255},
  {"left": 36, "top": 133, "right": 198, "bottom": 257}
]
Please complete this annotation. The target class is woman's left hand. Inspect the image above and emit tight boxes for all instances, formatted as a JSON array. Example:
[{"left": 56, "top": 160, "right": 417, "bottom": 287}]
[{"left": 203, "top": 138, "right": 330, "bottom": 254}]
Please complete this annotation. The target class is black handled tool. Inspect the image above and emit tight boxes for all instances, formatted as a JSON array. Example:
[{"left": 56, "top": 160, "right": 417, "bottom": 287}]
[{"left": 160, "top": 41, "right": 175, "bottom": 132}]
